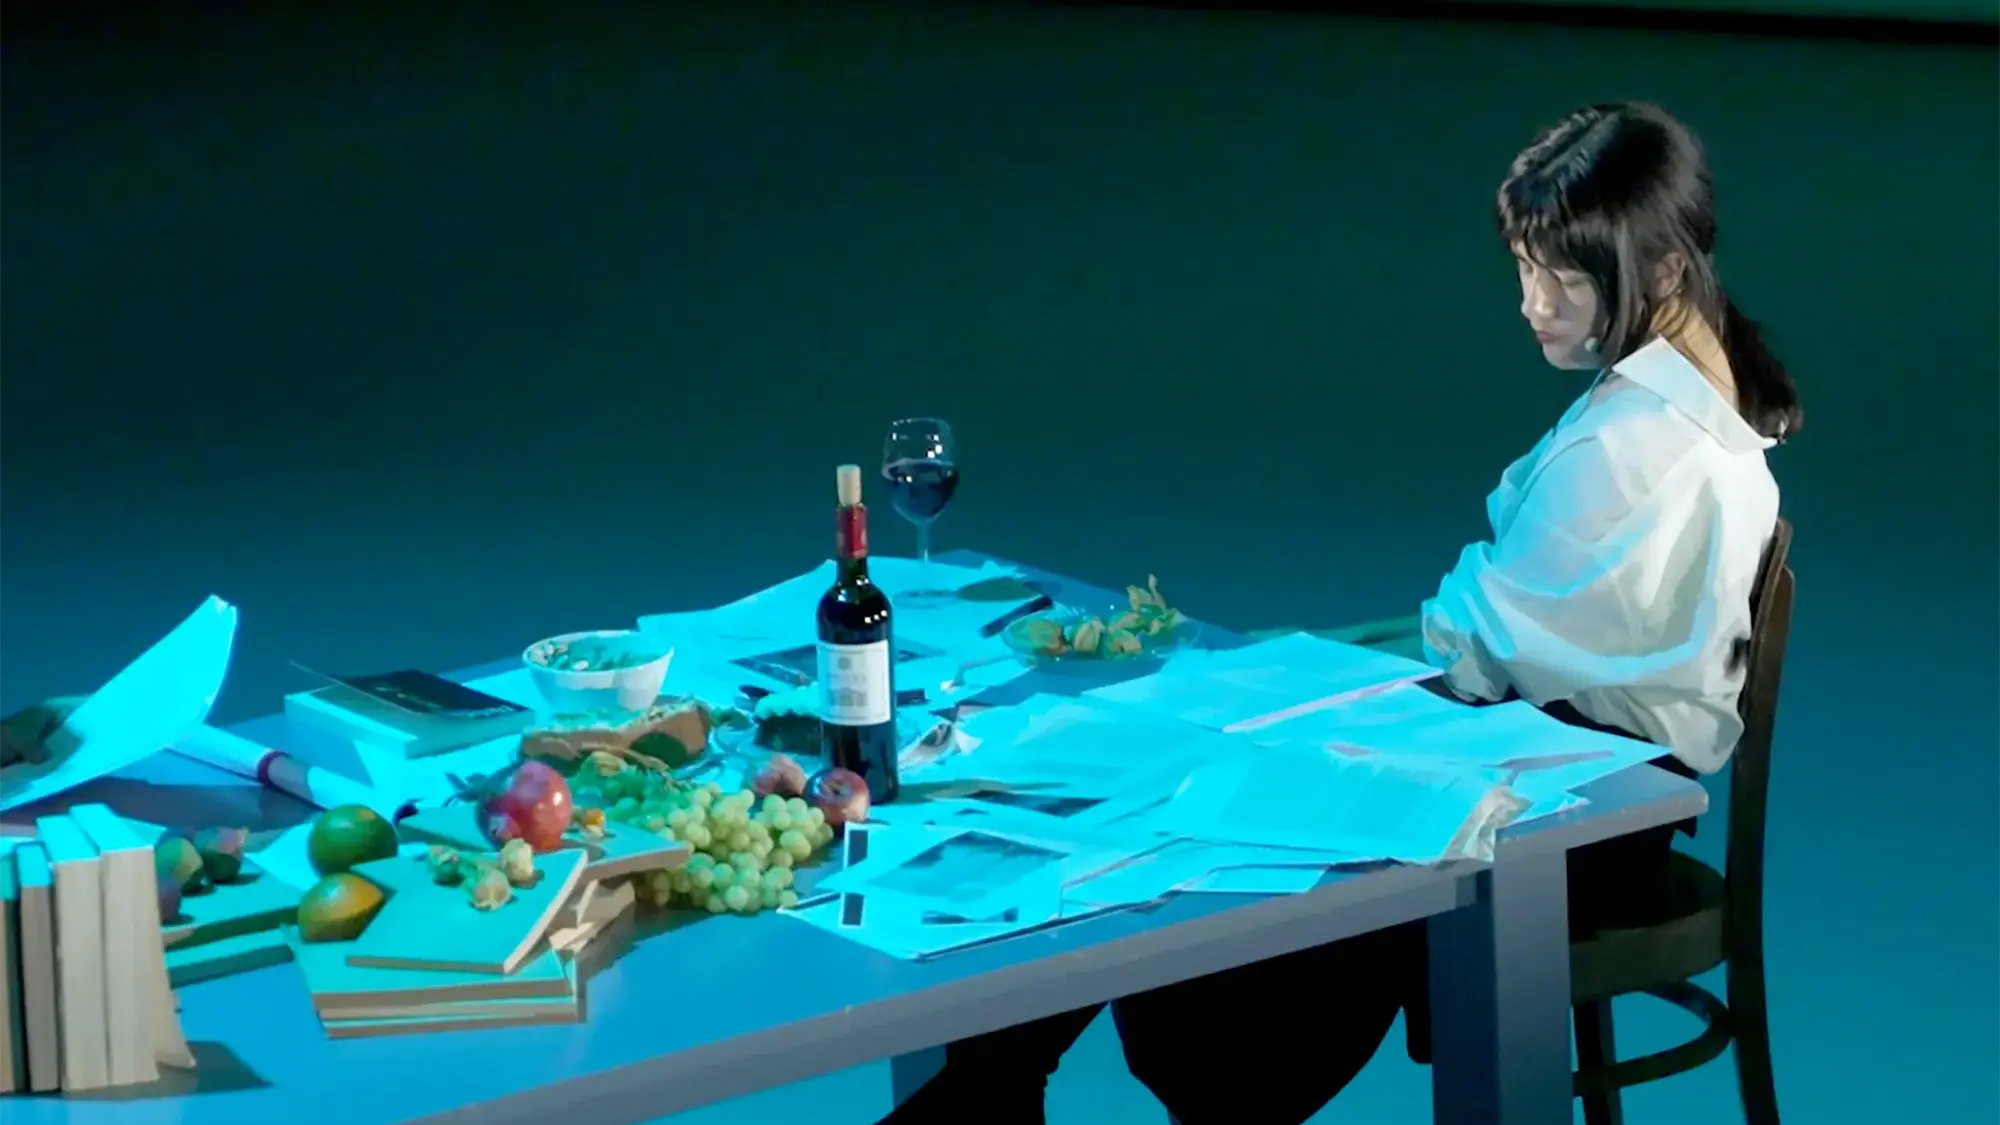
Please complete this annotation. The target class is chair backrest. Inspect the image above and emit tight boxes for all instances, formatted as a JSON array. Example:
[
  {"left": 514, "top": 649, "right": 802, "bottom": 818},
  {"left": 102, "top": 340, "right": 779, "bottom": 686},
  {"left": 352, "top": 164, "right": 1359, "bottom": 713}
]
[{"left": 1723, "top": 517, "right": 1794, "bottom": 938}]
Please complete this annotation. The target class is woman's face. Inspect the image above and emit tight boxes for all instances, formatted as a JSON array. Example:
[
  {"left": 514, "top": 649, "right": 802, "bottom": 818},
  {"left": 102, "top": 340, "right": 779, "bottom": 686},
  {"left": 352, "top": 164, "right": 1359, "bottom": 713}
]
[{"left": 1513, "top": 243, "right": 1605, "bottom": 370}]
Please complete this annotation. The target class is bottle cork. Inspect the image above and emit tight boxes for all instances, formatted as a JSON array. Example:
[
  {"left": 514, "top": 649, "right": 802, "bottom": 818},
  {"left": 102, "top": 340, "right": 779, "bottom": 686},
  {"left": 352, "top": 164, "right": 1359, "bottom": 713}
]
[{"left": 835, "top": 464, "right": 863, "bottom": 507}]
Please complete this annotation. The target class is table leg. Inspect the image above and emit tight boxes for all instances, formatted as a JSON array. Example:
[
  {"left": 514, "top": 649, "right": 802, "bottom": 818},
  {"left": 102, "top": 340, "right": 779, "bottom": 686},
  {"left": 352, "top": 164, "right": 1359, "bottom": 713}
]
[
  {"left": 888, "top": 1046, "right": 945, "bottom": 1107},
  {"left": 1426, "top": 850, "right": 1572, "bottom": 1125}
]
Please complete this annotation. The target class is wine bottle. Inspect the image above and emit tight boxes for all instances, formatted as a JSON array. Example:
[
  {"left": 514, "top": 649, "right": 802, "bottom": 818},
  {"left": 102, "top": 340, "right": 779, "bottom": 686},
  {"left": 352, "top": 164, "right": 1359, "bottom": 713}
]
[{"left": 817, "top": 464, "right": 900, "bottom": 803}]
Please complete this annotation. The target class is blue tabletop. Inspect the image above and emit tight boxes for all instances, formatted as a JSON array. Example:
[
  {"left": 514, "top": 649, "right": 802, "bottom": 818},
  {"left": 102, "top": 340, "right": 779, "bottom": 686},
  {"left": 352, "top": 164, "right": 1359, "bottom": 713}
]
[{"left": 11, "top": 554, "right": 1708, "bottom": 1125}]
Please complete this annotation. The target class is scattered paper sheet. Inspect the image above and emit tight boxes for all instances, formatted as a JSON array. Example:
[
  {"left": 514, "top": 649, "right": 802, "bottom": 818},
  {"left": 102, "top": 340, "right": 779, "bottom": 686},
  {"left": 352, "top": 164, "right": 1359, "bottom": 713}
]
[
  {"left": 778, "top": 889, "right": 1138, "bottom": 961},
  {"left": 814, "top": 822, "right": 1140, "bottom": 923},
  {"left": 1064, "top": 838, "right": 1356, "bottom": 908},
  {"left": 1182, "top": 866, "right": 1329, "bottom": 896},
  {"left": 870, "top": 559, "right": 1043, "bottom": 658},
  {"left": 246, "top": 822, "right": 320, "bottom": 891},
  {"left": 896, "top": 714, "right": 984, "bottom": 775},
  {"left": 1241, "top": 689, "right": 1660, "bottom": 829},
  {"left": 2, "top": 597, "right": 239, "bottom": 812},
  {"left": 1084, "top": 632, "right": 1439, "bottom": 733},
  {"left": 1151, "top": 746, "right": 1526, "bottom": 864},
  {"left": 630, "top": 606, "right": 798, "bottom": 675},
  {"left": 1309, "top": 698, "right": 1659, "bottom": 769},
  {"left": 1243, "top": 681, "right": 1471, "bottom": 747},
  {"left": 646, "top": 590, "right": 1584, "bottom": 961},
  {"left": 1063, "top": 841, "right": 1206, "bottom": 908},
  {"left": 1283, "top": 698, "right": 1661, "bottom": 822},
  {"left": 351, "top": 732, "right": 517, "bottom": 807},
  {"left": 909, "top": 695, "right": 1235, "bottom": 800},
  {"left": 782, "top": 893, "right": 1022, "bottom": 960},
  {"left": 722, "top": 557, "right": 1019, "bottom": 619},
  {"left": 892, "top": 651, "right": 1035, "bottom": 707},
  {"left": 637, "top": 558, "right": 1034, "bottom": 666},
  {"left": 778, "top": 816, "right": 1172, "bottom": 960},
  {"left": 922, "top": 789, "right": 1162, "bottom": 832},
  {"left": 1507, "top": 756, "right": 1657, "bottom": 809},
  {"left": 1512, "top": 792, "right": 1589, "bottom": 824}
]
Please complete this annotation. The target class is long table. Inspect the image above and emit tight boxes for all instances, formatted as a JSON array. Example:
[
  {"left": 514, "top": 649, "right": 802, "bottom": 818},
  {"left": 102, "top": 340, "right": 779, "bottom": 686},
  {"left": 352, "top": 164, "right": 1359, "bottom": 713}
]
[{"left": 14, "top": 556, "right": 1707, "bottom": 1125}]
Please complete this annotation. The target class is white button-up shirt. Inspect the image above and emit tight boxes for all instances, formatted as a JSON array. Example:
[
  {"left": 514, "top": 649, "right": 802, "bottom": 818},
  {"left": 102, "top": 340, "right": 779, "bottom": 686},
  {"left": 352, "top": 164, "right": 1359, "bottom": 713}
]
[{"left": 1420, "top": 336, "right": 1780, "bottom": 775}]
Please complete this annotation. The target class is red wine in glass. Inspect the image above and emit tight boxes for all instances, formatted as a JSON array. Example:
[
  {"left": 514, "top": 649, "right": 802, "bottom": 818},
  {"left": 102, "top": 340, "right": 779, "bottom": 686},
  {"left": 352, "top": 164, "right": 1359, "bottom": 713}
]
[
  {"left": 882, "top": 418, "right": 957, "bottom": 607},
  {"left": 883, "top": 458, "right": 960, "bottom": 523}
]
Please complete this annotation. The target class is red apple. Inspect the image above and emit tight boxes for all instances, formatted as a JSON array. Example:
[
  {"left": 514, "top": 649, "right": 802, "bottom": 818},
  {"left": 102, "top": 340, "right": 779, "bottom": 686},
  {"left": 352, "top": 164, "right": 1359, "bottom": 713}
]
[
  {"left": 752, "top": 753, "right": 808, "bottom": 800},
  {"left": 480, "top": 760, "right": 574, "bottom": 851},
  {"left": 805, "top": 767, "right": 870, "bottom": 833}
]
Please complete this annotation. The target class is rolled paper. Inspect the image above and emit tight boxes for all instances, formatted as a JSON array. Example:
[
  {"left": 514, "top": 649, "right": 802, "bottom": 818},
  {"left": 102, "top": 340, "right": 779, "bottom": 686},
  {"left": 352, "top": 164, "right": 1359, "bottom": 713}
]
[{"left": 171, "top": 725, "right": 415, "bottom": 821}]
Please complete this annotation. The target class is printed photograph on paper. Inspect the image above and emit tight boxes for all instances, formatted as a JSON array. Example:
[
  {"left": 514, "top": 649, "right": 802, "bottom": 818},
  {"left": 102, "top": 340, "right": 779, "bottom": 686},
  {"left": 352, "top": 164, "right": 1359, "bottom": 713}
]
[
  {"left": 958, "top": 790, "right": 1106, "bottom": 820},
  {"left": 868, "top": 831, "right": 1069, "bottom": 909}
]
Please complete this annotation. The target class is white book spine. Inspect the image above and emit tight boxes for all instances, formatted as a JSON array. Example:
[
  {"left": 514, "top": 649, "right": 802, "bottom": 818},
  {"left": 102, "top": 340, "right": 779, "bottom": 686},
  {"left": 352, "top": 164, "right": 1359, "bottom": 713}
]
[
  {"left": 0, "top": 850, "right": 19, "bottom": 1094},
  {"left": 34, "top": 818, "right": 108, "bottom": 1092},
  {"left": 67, "top": 807, "right": 158, "bottom": 1087},
  {"left": 14, "top": 845, "right": 60, "bottom": 1093},
  {"left": 145, "top": 916, "right": 192, "bottom": 1071}
]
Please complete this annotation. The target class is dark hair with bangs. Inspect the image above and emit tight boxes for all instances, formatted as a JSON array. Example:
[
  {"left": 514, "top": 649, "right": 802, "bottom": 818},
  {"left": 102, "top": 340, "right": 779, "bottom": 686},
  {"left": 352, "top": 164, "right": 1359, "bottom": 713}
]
[{"left": 1498, "top": 103, "right": 1803, "bottom": 441}]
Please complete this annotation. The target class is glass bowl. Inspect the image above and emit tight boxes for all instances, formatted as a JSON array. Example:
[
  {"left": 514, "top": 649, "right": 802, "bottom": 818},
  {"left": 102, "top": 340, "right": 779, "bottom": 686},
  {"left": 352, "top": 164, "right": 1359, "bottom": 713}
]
[{"left": 999, "top": 603, "right": 1201, "bottom": 669}]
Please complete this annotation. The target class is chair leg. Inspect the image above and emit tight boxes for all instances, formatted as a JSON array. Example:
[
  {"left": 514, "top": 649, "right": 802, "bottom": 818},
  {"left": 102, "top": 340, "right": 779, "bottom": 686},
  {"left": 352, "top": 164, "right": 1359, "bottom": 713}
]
[
  {"left": 1729, "top": 948, "right": 1782, "bottom": 1125},
  {"left": 1574, "top": 1000, "right": 1625, "bottom": 1125}
]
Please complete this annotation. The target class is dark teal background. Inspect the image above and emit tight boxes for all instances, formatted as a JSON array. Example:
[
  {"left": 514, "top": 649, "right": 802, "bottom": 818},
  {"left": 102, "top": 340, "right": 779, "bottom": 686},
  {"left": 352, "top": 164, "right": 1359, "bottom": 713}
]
[
  {"left": 1451, "top": 0, "right": 1998, "bottom": 22},
  {"left": 4, "top": 4, "right": 1996, "bottom": 1122}
]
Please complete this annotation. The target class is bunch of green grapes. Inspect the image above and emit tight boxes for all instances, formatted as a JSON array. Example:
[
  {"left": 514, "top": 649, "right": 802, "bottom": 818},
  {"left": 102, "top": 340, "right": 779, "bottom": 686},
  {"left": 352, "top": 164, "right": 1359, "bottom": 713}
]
[
  {"left": 586, "top": 777, "right": 836, "bottom": 916},
  {"left": 585, "top": 765, "right": 693, "bottom": 828}
]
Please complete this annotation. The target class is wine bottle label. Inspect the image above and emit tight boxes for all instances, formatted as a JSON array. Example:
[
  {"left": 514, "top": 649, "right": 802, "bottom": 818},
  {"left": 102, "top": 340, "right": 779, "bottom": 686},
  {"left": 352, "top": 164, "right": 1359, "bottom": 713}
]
[{"left": 816, "top": 640, "right": 893, "bottom": 726}]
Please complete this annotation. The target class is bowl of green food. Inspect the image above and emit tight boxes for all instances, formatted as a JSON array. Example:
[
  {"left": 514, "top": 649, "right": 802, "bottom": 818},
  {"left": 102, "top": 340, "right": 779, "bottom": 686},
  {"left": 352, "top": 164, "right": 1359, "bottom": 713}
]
[{"left": 523, "top": 629, "right": 674, "bottom": 714}]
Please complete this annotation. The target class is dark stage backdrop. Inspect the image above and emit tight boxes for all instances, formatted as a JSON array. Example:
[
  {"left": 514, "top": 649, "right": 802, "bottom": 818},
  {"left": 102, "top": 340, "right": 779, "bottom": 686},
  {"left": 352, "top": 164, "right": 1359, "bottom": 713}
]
[
  {"left": 3, "top": 4, "right": 1995, "bottom": 1123},
  {"left": 1450, "top": 0, "right": 1999, "bottom": 23}
]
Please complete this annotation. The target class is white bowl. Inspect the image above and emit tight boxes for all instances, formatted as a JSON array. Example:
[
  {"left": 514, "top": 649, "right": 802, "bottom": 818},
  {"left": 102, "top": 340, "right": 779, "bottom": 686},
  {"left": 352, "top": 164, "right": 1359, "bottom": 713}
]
[{"left": 522, "top": 629, "right": 674, "bottom": 714}]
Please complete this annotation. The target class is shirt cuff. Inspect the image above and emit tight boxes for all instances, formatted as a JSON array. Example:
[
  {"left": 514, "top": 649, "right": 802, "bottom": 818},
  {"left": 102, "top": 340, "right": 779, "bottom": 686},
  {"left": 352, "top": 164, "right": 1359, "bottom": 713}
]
[{"left": 1420, "top": 595, "right": 1505, "bottom": 703}]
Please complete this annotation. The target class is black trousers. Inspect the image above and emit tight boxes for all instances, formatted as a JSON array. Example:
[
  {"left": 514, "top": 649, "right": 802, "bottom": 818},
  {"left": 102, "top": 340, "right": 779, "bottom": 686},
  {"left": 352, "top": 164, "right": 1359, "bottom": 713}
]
[{"left": 878, "top": 702, "right": 1700, "bottom": 1125}]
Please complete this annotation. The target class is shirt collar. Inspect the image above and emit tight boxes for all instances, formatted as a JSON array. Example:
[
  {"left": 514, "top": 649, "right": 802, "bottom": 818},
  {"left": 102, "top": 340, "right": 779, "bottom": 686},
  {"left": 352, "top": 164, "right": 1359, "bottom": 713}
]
[{"left": 1608, "top": 337, "right": 1774, "bottom": 454}]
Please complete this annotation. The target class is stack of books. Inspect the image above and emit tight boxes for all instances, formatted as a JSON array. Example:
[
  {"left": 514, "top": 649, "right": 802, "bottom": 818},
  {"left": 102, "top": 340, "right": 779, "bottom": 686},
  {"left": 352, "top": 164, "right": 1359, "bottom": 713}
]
[
  {"left": 1, "top": 805, "right": 193, "bottom": 1095},
  {"left": 288, "top": 811, "right": 684, "bottom": 1039}
]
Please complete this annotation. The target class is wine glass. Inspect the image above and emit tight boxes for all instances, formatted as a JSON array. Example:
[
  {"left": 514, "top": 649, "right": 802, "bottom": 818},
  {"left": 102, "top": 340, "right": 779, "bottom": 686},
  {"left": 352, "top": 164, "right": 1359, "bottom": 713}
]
[{"left": 882, "top": 417, "right": 960, "bottom": 608}]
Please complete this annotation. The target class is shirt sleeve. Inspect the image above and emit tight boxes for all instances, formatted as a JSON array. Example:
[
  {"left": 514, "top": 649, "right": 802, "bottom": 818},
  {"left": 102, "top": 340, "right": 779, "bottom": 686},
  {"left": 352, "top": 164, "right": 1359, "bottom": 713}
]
[{"left": 1419, "top": 432, "right": 1726, "bottom": 707}]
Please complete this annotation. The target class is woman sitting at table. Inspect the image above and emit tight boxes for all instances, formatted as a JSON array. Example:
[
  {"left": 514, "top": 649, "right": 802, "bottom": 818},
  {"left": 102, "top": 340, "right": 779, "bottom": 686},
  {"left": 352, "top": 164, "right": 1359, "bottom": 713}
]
[{"left": 874, "top": 101, "right": 1800, "bottom": 1125}]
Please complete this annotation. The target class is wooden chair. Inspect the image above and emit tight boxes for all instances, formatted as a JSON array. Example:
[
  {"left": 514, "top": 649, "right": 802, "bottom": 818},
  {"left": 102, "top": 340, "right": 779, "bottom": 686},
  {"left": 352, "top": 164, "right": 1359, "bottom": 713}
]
[
  {"left": 1565, "top": 515, "right": 1792, "bottom": 1125},
  {"left": 1254, "top": 517, "right": 1794, "bottom": 1124}
]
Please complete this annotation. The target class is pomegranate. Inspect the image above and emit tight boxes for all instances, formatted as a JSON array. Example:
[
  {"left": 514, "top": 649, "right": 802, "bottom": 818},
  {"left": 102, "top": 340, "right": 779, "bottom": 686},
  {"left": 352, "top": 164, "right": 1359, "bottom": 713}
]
[
  {"left": 752, "top": 753, "right": 808, "bottom": 800},
  {"left": 475, "top": 760, "right": 574, "bottom": 851},
  {"left": 805, "top": 767, "right": 870, "bottom": 833}
]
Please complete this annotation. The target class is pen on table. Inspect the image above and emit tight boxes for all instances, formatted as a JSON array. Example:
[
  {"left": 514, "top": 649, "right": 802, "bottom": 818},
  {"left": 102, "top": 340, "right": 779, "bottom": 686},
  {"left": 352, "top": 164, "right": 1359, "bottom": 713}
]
[{"left": 977, "top": 594, "right": 1056, "bottom": 638}]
